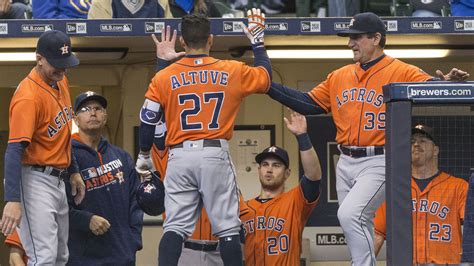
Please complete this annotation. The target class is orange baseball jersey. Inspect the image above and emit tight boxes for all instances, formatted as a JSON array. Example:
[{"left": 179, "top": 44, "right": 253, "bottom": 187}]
[
  {"left": 374, "top": 172, "right": 468, "bottom": 264},
  {"left": 151, "top": 144, "right": 248, "bottom": 241},
  {"left": 151, "top": 144, "right": 169, "bottom": 179},
  {"left": 8, "top": 68, "right": 73, "bottom": 168},
  {"left": 145, "top": 56, "right": 270, "bottom": 146},
  {"left": 308, "top": 55, "right": 431, "bottom": 146},
  {"left": 4, "top": 229, "right": 28, "bottom": 264},
  {"left": 241, "top": 185, "right": 318, "bottom": 266}
]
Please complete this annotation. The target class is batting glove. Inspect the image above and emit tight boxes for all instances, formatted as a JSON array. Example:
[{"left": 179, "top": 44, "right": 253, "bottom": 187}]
[
  {"left": 135, "top": 152, "right": 155, "bottom": 176},
  {"left": 243, "top": 8, "right": 265, "bottom": 46}
]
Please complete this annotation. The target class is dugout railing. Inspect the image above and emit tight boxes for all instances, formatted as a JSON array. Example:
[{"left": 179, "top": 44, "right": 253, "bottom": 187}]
[{"left": 383, "top": 81, "right": 474, "bottom": 266}]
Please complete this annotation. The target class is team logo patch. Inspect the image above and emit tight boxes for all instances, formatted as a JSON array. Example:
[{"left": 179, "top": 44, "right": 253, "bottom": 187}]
[
  {"left": 334, "top": 22, "right": 350, "bottom": 31},
  {"left": 0, "top": 23, "right": 8, "bottom": 35},
  {"left": 265, "top": 22, "right": 288, "bottom": 31},
  {"left": 100, "top": 24, "right": 132, "bottom": 32},
  {"left": 60, "top": 44, "right": 69, "bottom": 55},
  {"left": 66, "top": 23, "right": 87, "bottom": 34},
  {"left": 21, "top": 24, "right": 53, "bottom": 33},
  {"left": 301, "top": 21, "right": 320, "bottom": 32},
  {"left": 223, "top": 21, "right": 243, "bottom": 32},
  {"left": 411, "top": 21, "right": 442, "bottom": 30},
  {"left": 143, "top": 183, "right": 155, "bottom": 194},
  {"left": 454, "top": 20, "right": 474, "bottom": 31},
  {"left": 145, "top": 22, "right": 165, "bottom": 33},
  {"left": 116, "top": 171, "right": 124, "bottom": 183}
]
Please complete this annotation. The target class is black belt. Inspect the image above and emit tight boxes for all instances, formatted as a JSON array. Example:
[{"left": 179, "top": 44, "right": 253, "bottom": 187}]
[
  {"left": 339, "top": 145, "right": 384, "bottom": 158},
  {"left": 31, "top": 165, "right": 67, "bottom": 178},
  {"left": 184, "top": 241, "right": 218, "bottom": 252},
  {"left": 171, "top": 139, "right": 222, "bottom": 150}
]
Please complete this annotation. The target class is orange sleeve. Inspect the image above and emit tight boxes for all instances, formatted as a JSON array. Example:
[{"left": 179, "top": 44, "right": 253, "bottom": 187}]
[
  {"left": 240, "top": 64, "right": 271, "bottom": 97},
  {"left": 144, "top": 75, "right": 163, "bottom": 104},
  {"left": 374, "top": 203, "right": 387, "bottom": 238},
  {"left": 8, "top": 97, "right": 38, "bottom": 144},
  {"left": 292, "top": 184, "right": 319, "bottom": 225},
  {"left": 4, "top": 229, "right": 23, "bottom": 249},
  {"left": 308, "top": 72, "right": 333, "bottom": 112},
  {"left": 403, "top": 63, "right": 432, "bottom": 82},
  {"left": 459, "top": 180, "right": 469, "bottom": 220}
]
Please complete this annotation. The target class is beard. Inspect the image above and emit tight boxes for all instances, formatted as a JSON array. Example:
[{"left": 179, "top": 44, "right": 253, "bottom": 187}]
[{"left": 260, "top": 178, "right": 285, "bottom": 191}]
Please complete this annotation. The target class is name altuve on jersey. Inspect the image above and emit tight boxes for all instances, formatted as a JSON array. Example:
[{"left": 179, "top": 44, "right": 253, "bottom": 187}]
[{"left": 171, "top": 70, "right": 229, "bottom": 90}]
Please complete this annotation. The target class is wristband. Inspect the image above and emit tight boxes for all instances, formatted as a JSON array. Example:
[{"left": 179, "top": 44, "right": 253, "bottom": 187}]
[{"left": 297, "top": 133, "right": 312, "bottom": 151}]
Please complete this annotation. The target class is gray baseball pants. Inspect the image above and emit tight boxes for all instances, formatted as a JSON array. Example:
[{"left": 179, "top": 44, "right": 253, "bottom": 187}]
[
  {"left": 18, "top": 166, "right": 69, "bottom": 266},
  {"left": 163, "top": 139, "right": 241, "bottom": 239},
  {"left": 336, "top": 154, "right": 385, "bottom": 266}
]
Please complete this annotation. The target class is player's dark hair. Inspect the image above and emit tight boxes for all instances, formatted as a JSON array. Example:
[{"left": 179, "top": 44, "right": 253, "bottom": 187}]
[
  {"left": 367, "top": 32, "right": 386, "bottom": 48},
  {"left": 181, "top": 13, "right": 211, "bottom": 49}
]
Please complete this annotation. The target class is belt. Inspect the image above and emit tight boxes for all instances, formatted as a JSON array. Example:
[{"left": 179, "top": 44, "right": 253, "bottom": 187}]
[
  {"left": 339, "top": 145, "right": 384, "bottom": 158},
  {"left": 31, "top": 165, "right": 67, "bottom": 178},
  {"left": 171, "top": 139, "right": 222, "bottom": 150},
  {"left": 184, "top": 241, "right": 218, "bottom": 252}
]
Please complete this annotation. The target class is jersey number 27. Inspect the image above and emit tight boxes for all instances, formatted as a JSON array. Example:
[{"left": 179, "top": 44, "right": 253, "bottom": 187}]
[{"left": 179, "top": 92, "right": 224, "bottom": 131}]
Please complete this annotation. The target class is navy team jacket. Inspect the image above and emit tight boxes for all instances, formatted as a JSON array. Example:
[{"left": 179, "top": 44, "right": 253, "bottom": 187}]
[{"left": 66, "top": 135, "right": 143, "bottom": 266}]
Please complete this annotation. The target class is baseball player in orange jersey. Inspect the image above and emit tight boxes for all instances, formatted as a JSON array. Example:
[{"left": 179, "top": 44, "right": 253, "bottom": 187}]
[
  {"left": 374, "top": 124, "right": 468, "bottom": 264},
  {"left": 136, "top": 10, "right": 270, "bottom": 265},
  {"left": 150, "top": 47, "right": 249, "bottom": 265},
  {"left": 0, "top": 30, "right": 85, "bottom": 265},
  {"left": 241, "top": 110, "right": 321, "bottom": 266},
  {"left": 4, "top": 228, "right": 28, "bottom": 265},
  {"left": 265, "top": 12, "right": 469, "bottom": 265}
]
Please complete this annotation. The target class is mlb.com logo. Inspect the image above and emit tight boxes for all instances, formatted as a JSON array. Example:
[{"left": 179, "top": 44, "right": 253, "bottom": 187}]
[{"left": 223, "top": 21, "right": 243, "bottom": 32}]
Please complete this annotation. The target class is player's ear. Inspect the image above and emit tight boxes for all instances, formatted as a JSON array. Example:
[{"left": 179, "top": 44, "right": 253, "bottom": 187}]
[
  {"left": 433, "top": 145, "right": 439, "bottom": 157},
  {"left": 208, "top": 34, "right": 213, "bottom": 47},
  {"left": 179, "top": 36, "right": 186, "bottom": 49},
  {"left": 373, "top": 33, "right": 381, "bottom": 47},
  {"left": 285, "top": 168, "right": 291, "bottom": 179},
  {"left": 36, "top": 54, "right": 43, "bottom": 65}
]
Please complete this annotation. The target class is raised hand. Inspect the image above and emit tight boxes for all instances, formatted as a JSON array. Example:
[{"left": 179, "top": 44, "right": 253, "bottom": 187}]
[
  {"left": 284, "top": 109, "right": 307, "bottom": 136},
  {"left": 151, "top": 25, "right": 186, "bottom": 61},
  {"left": 243, "top": 8, "right": 265, "bottom": 46}
]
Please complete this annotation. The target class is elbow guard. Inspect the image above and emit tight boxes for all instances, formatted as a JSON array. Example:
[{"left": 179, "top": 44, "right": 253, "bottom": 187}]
[{"left": 140, "top": 99, "right": 163, "bottom": 126}]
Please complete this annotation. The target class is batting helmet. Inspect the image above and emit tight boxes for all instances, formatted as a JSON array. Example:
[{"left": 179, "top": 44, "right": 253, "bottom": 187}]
[{"left": 136, "top": 171, "right": 165, "bottom": 216}]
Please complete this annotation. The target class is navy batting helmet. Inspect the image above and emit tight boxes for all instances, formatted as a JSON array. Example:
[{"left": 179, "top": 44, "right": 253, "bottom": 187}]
[{"left": 136, "top": 171, "right": 165, "bottom": 216}]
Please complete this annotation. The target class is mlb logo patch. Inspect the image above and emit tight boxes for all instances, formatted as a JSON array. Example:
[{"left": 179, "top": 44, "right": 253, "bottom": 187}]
[
  {"left": 81, "top": 167, "right": 98, "bottom": 180},
  {"left": 194, "top": 59, "right": 203, "bottom": 65}
]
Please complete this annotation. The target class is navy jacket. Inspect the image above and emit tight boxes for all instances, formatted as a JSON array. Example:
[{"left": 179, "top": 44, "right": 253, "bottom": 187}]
[{"left": 66, "top": 135, "right": 143, "bottom": 266}]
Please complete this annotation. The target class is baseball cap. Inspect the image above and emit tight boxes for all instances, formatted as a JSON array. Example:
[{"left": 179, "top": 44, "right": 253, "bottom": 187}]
[
  {"left": 36, "top": 30, "right": 79, "bottom": 69},
  {"left": 337, "top": 12, "right": 386, "bottom": 37},
  {"left": 255, "top": 146, "right": 289, "bottom": 168},
  {"left": 74, "top": 91, "right": 107, "bottom": 113},
  {"left": 412, "top": 124, "right": 437, "bottom": 145}
]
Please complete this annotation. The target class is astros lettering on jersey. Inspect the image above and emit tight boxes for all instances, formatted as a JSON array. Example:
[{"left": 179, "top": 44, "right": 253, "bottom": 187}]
[
  {"left": 308, "top": 56, "right": 431, "bottom": 146},
  {"left": 241, "top": 186, "right": 318, "bottom": 266},
  {"left": 374, "top": 172, "right": 468, "bottom": 264},
  {"left": 8, "top": 68, "right": 73, "bottom": 168}
]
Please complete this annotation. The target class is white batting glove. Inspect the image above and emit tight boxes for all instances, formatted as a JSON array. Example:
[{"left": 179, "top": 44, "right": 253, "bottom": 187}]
[
  {"left": 135, "top": 152, "right": 154, "bottom": 176},
  {"left": 243, "top": 8, "right": 265, "bottom": 45}
]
